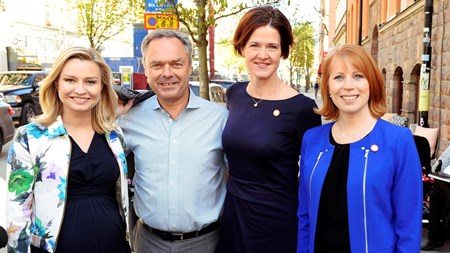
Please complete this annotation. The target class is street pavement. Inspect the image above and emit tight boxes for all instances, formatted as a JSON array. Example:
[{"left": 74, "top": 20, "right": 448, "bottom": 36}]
[
  {"left": 0, "top": 89, "right": 449, "bottom": 252},
  {"left": 301, "top": 87, "right": 329, "bottom": 124}
]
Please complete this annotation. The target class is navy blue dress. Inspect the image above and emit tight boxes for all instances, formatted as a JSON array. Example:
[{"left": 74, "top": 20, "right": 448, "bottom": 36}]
[
  {"left": 218, "top": 82, "right": 321, "bottom": 253},
  {"left": 32, "top": 133, "right": 131, "bottom": 253}
]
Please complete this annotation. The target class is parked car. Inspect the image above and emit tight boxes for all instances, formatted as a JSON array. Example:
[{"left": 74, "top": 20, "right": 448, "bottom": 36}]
[
  {"left": 0, "top": 71, "right": 48, "bottom": 125},
  {"left": 189, "top": 81, "right": 227, "bottom": 107},
  {"left": 0, "top": 96, "right": 15, "bottom": 153},
  {"left": 209, "top": 79, "right": 236, "bottom": 89}
]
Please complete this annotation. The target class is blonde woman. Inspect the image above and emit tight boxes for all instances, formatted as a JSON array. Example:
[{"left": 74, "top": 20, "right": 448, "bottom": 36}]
[{"left": 6, "top": 47, "right": 131, "bottom": 253}]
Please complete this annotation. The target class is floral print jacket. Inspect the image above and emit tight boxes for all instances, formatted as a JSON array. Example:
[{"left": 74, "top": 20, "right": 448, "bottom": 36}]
[{"left": 6, "top": 116, "right": 130, "bottom": 253}]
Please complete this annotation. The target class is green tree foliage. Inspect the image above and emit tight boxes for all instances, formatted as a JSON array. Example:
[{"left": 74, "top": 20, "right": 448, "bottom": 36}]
[
  {"left": 165, "top": 0, "right": 280, "bottom": 99},
  {"left": 217, "top": 42, "right": 246, "bottom": 80},
  {"left": 288, "top": 21, "right": 315, "bottom": 92},
  {"left": 69, "top": 0, "right": 144, "bottom": 50}
]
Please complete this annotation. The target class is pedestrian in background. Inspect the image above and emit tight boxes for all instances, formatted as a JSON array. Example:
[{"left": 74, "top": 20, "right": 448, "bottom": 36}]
[
  {"left": 217, "top": 6, "right": 321, "bottom": 253},
  {"left": 314, "top": 80, "right": 319, "bottom": 97},
  {"left": 117, "top": 29, "right": 228, "bottom": 253},
  {"left": 297, "top": 44, "right": 422, "bottom": 252},
  {"left": 6, "top": 46, "right": 131, "bottom": 253}
]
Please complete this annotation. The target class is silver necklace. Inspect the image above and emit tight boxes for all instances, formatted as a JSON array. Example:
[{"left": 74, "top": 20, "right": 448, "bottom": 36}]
[
  {"left": 251, "top": 96, "right": 264, "bottom": 107},
  {"left": 249, "top": 81, "right": 280, "bottom": 108},
  {"left": 337, "top": 120, "right": 376, "bottom": 137}
]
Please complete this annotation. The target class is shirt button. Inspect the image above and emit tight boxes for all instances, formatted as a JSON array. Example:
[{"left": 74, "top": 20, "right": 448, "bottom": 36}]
[
  {"left": 173, "top": 139, "right": 177, "bottom": 143},
  {"left": 172, "top": 161, "right": 176, "bottom": 164}
]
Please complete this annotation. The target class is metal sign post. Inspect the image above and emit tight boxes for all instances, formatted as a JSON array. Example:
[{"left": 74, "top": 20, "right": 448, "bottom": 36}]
[{"left": 417, "top": 0, "right": 433, "bottom": 127}]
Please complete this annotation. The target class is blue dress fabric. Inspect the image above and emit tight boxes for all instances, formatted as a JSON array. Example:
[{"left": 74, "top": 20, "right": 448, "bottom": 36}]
[
  {"left": 32, "top": 133, "right": 131, "bottom": 253},
  {"left": 218, "top": 82, "right": 321, "bottom": 253}
]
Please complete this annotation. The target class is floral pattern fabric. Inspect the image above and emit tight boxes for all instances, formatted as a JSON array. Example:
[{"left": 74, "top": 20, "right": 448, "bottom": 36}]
[{"left": 6, "top": 116, "right": 129, "bottom": 253}]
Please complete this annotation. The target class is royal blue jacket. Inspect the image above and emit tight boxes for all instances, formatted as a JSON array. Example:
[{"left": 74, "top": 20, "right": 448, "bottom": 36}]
[{"left": 298, "top": 119, "right": 422, "bottom": 253}]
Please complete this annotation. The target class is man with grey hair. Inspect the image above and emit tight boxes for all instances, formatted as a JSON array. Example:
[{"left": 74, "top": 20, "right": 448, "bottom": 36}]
[{"left": 117, "top": 29, "right": 228, "bottom": 252}]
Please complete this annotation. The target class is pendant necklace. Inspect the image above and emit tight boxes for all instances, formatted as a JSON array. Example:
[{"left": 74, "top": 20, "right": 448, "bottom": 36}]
[
  {"left": 251, "top": 96, "right": 264, "bottom": 107},
  {"left": 250, "top": 81, "right": 280, "bottom": 108}
]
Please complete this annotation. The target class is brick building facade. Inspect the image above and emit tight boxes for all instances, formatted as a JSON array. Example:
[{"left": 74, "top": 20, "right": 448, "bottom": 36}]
[{"left": 321, "top": 0, "right": 449, "bottom": 155}]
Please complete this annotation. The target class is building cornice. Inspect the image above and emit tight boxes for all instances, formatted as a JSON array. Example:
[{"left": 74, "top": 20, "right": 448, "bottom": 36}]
[{"left": 378, "top": 0, "right": 424, "bottom": 34}]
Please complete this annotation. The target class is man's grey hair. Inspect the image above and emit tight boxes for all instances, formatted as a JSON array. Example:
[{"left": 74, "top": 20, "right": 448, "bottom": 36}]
[{"left": 141, "top": 29, "right": 193, "bottom": 64}]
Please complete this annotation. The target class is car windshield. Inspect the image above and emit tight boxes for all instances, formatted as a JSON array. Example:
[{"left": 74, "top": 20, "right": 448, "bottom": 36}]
[{"left": 0, "top": 73, "right": 34, "bottom": 86}]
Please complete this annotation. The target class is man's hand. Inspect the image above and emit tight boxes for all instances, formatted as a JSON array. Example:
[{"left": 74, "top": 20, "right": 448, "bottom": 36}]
[{"left": 117, "top": 99, "right": 134, "bottom": 117}]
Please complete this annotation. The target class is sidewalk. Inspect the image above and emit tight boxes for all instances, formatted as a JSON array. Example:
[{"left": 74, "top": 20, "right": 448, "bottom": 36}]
[
  {"left": 300, "top": 87, "right": 329, "bottom": 124},
  {"left": 300, "top": 87, "right": 321, "bottom": 106},
  {"left": 421, "top": 226, "right": 450, "bottom": 252}
]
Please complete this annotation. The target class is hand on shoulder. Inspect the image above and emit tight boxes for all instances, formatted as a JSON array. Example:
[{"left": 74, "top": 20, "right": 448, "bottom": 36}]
[{"left": 116, "top": 99, "right": 134, "bottom": 117}]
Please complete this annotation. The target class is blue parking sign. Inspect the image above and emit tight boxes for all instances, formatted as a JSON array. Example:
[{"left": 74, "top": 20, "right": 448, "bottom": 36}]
[{"left": 145, "top": 0, "right": 178, "bottom": 12}]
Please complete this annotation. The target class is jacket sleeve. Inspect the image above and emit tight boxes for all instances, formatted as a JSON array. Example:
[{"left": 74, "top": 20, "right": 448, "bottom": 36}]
[
  {"left": 6, "top": 126, "right": 35, "bottom": 253},
  {"left": 393, "top": 129, "right": 423, "bottom": 252},
  {"left": 297, "top": 137, "right": 310, "bottom": 253}
]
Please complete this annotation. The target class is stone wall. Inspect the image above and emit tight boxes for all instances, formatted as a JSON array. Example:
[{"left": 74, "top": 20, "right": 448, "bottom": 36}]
[{"left": 364, "top": 0, "right": 450, "bottom": 156}]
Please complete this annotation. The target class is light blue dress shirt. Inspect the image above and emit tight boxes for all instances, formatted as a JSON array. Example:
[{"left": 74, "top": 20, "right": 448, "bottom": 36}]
[{"left": 117, "top": 89, "right": 228, "bottom": 232}]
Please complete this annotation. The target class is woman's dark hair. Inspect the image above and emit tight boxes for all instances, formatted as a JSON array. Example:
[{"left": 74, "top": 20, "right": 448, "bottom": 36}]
[{"left": 233, "top": 6, "right": 293, "bottom": 59}]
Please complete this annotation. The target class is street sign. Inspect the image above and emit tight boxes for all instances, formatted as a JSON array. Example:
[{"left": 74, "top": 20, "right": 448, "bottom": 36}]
[
  {"left": 144, "top": 13, "right": 179, "bottom": 30},
  {"left": 145, "top": 0, "right": 178, "bottom": 12}
]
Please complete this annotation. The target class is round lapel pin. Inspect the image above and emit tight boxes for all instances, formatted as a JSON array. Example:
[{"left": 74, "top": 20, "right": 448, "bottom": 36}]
[
  {"left": 273, "top": 109, "right": 280, "bottom": 117},
  {"left": 370, "top": 144, "right": 379, "bottom": 152}
]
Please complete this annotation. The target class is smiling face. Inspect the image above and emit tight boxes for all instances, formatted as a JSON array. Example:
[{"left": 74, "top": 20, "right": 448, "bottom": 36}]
[
  {"left": 328, "top": 57, "right": 371, "bottom": 118},
  {"left": 57, "top": 58, "right": 103, "bottom": 117},
  {"left": 144, "top": 37, "right": 192, "bottom": 105},
  {"left": 242, "top": 25, "right": 282, "bottom": 81}
]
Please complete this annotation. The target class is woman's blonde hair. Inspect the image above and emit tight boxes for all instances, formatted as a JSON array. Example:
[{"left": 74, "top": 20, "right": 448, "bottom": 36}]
[
  {"left": 318, "top": 44, "right": 387, "bottom": 120},
  {"left": 33, "top": 46, "right": 118, "bottom": 133}
]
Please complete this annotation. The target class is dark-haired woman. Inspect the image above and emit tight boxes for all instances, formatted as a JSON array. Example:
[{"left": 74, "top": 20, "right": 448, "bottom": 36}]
[{"left": 218, "top": 6, "right": 321, "bottom": 253}]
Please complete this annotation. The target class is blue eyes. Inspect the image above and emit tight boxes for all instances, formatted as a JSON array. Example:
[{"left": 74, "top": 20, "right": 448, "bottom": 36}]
[
  {"left": 249, "top": 44, "right": 279, "bottom": 50},
  {"left": 63, "top": 78, "right": 97, "bottom": 86},
  {"left": 333, "top": 74, "right": 365, "bottom": 81},
  {"left": 354, "top": 74, "right": 364, "bottom": 80}
]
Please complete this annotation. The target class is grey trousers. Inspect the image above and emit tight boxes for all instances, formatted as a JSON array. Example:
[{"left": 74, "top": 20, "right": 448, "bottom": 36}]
[{"left": 132, "top": 220, "right": 219, "bottom": 253}]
